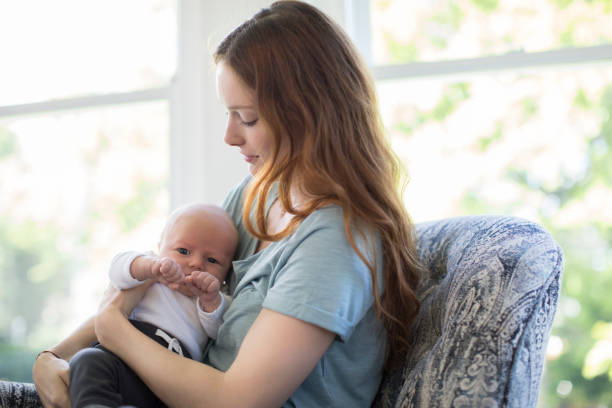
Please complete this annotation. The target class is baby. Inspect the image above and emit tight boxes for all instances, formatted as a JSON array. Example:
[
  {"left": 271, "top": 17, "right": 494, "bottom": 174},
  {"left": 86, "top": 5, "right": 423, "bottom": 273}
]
[{"left": 69, "top": 203, "right": 238, "bottom": 408}]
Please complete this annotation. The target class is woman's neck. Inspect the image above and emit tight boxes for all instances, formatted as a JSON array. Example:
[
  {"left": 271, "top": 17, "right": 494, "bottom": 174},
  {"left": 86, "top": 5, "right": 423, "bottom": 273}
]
[{"left": 255, "top": 187, "right": 309, "bottom": 253}]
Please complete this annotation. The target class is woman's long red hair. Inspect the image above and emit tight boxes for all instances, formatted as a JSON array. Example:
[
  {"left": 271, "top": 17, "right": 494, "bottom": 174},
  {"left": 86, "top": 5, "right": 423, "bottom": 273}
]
[{"left": 215, "top": 1, "right": 423, "bottom": 369}]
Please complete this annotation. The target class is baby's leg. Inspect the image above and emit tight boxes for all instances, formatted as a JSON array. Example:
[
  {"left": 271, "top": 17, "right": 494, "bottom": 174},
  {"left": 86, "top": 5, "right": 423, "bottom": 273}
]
[{"left": 69, "top": 345, "right": 165, "bottom": 408}]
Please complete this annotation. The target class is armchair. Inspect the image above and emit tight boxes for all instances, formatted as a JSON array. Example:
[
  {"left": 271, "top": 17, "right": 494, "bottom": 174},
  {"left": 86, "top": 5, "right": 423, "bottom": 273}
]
[
  {"left": 1, "top": 215, "right": 562, "bottom": 408},
  {"left": 374, "top": 215, "right": 562, "bottom": 407}
]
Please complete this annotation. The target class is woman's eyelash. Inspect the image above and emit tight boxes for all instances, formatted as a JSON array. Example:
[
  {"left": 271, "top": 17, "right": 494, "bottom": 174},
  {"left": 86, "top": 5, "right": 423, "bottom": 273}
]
[
  {"left": 242, "top": 119, "right": 258, "bottom": 127},
  {"left": 226, "top": 111, "right": 258, "bottom": 127}
]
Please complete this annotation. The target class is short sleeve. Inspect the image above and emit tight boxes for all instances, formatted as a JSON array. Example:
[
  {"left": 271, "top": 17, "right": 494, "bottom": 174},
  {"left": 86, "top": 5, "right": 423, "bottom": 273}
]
[{"left": 263, "top": 215, "right": 380, "bottom": 342}]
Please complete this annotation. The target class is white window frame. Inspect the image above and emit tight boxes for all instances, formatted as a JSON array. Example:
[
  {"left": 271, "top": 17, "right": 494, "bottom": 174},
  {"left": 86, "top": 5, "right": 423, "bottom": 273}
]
[
  {"left": 0, "top": 0, "right": 346, "bottom": 212},
  {"left": 0, "top": 0, "right": 270, "bottom": 211},
  {"left": 344, "top": 1, "right": 612, "bottom": 80}
]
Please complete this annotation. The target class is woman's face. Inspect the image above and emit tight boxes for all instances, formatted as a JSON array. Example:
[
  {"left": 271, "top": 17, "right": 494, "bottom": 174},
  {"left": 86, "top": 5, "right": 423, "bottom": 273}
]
[{"left": 216, "top": 61, "right": 274, "bottom": 176}]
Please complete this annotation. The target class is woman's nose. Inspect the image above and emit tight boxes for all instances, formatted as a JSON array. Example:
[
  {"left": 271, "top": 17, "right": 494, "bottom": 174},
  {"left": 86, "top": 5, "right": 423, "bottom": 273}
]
[{"left": 223, "top": 119, "right": 243, "bottom": 147}]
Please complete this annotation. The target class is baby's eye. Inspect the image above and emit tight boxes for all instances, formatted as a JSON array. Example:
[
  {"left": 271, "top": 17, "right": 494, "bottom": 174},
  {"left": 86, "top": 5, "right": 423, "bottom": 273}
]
[
  {"left": 177, "top": 248, "right": 190, "bottom": 255},
  {"left": 207, "top": 257, "right": 218, "bottom": 264}
]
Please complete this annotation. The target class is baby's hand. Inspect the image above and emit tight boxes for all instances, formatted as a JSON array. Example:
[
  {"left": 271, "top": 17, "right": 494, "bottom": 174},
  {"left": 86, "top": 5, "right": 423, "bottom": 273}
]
[
  {"left": 186, "top": 271, "right": 222, "bottom": 312},
  {"left": 152, "top": 257, "right": 184, "bottom": 290}
]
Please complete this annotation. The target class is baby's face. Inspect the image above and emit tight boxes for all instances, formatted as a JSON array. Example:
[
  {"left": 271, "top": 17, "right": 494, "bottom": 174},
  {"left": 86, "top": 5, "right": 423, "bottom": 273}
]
[{"left": 159, "top": 211, "right": 236, "bottom": 285}]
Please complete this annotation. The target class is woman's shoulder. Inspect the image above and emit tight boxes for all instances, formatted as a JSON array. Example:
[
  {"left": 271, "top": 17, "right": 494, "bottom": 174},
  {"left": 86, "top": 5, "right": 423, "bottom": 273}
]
[
  {"left": 303, "top": 204, "right": 343, "bottom": 225},
  {"left": 289, "top": 205, "right": 345, "bottom": 241},
  {"left": 296, "top": 205, "right": 376, "bottom": 246}
]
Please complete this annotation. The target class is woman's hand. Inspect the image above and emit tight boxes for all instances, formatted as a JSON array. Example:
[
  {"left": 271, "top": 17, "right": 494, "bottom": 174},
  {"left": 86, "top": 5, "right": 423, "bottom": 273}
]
[
  {"left": 30, "top": 281, "right": 150, "bottom": 408},
  {"left": 32, "top": 351, "right": 71, "bottom": 408},
  {"left": 95, "top": 281, "right": 153, "bottom": 348}
]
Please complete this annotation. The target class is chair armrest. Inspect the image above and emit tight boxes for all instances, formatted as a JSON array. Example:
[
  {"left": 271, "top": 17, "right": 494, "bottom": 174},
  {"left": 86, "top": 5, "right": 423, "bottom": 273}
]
[
  {"left": 374, "top": 216, "right": 563, "bottom": 408},
  {"left": 0, "top": 381, "right": 41, "bottom": 408}
]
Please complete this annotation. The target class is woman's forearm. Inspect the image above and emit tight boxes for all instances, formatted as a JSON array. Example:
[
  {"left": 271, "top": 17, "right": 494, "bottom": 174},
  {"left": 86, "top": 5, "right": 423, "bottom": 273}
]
[
  {"left": 96, "top": 306, "right": 225, "bottom": 407},
  {"left": 48, "top": 315, "right": 96, "bottom": 361},
  {"left": 32, "top": 314, "right": 97, "bottom": 408},
  {"left": 125, "top": 330, "right": 224, "bottom": 407},
  {"left": 96, "top": 305, "right": 335, "bottom": 408}
]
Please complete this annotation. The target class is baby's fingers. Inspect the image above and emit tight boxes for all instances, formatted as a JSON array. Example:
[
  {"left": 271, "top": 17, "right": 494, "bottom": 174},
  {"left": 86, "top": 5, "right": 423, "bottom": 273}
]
[
  {"left": 207, "top": 278, "right": 221, "bottom": 293},
  {"left": 159, "top": 259, "right": 184, "bottom": 282},
  {"left": 191, "top": 271, "right": 220, "bottom": 293},
  {"left": 180, "top": 277, "right": 201, "bottom": 297},
  {"left": 159, "top": 278, "right": 181, "bottom": 290}
]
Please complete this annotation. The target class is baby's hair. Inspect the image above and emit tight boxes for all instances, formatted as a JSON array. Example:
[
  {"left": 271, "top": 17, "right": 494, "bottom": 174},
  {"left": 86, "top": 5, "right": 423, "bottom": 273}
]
[{"left": 159, "top": 203, "right": 237, "bottom": 250}]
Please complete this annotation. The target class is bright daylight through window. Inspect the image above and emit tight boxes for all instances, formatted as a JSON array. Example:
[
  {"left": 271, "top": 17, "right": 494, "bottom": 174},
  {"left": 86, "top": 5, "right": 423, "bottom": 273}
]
[
  {"left": 0, "top": 0, "right": 174, "bottom": 381},
  {"left": 367, "top": 0, "right": 612, "bottom": 406}
]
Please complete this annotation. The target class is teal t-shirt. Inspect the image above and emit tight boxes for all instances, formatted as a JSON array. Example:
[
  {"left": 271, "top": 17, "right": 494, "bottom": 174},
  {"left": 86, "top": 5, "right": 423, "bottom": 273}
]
[{"left": 205, "top": 176, "right": 386, "bottom": 407}]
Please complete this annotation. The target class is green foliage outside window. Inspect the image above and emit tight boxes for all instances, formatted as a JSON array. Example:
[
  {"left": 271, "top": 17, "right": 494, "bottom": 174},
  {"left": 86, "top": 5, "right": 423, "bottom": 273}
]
[
  {"left": 383, "top": 76, "right": 612, "bottom": 406},
  {"left": 374, "top": 1, "right": 612, "bottom": 402},
  {"left": 0, "top": 103, "right": 168, "bottom": 382},
  {"left": 508, "top": 86, "right": 612, "bottom": 406},
  {"left": 373, "top": 0, "right": 612, "bottom": 64}
]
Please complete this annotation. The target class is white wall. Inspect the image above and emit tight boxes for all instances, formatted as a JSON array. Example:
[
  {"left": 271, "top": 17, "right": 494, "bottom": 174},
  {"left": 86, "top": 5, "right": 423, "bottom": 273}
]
[{"left": 170, "top": 0, "right": 268, "bottom": 210}]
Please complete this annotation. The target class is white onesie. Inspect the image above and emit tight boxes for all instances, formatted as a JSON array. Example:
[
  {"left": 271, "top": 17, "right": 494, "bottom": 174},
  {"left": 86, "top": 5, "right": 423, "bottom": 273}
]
[{"left": 108, "top": 251, "right": 229, "bottom": 362}]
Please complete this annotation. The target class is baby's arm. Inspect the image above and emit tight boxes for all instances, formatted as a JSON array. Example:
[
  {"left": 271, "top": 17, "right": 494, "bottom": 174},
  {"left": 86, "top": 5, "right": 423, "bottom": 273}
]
[
  {"left": 110, "top": 251, "right": 184, "bottom": 290},
  {"left": 109, "top": 251, "right": 151, "bottom": 289},
  {"left": 197, "top": 293, "right": 230, "bottom": 340},
  {"left": 135, "top": 256, "right": 185, "bottom": 290},
  {"left": 187, "top": 271, "right": 223, "bottom": 311},
  {"left": 188, "top": 271, "right": 231, "bottom": 339}
]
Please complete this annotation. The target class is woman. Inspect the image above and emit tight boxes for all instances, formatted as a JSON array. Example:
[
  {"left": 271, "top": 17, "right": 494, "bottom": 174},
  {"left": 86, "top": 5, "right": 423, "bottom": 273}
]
[{"left": 33, "top": 1, "right": 422, "bottom": 406}]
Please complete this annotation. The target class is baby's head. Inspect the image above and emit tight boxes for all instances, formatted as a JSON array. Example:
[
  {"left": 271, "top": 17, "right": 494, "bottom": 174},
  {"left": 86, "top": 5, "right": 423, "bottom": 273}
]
[{"left": 158, "top": 203, "right": 238, "bottom": 284}]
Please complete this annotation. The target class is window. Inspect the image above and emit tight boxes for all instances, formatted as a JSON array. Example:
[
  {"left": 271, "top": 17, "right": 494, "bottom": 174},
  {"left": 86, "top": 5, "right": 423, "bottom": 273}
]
[
  {"left": 371, "top": 0, "right": 612, "bottom": 64},
  {"left": 0, "top": 0, "right": 175, "bottom": 381},
  {"left": 0, "top": 0, "right": 175, "bottom": 106},
  {"left": 347, "top": 0, "right": 612, "bottom": 406}
]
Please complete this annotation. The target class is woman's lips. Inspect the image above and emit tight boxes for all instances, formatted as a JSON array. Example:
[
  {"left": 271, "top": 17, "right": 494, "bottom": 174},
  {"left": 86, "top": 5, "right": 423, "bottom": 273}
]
[{"left": 243, "top": 155, "right": 258, "bottom": 163}]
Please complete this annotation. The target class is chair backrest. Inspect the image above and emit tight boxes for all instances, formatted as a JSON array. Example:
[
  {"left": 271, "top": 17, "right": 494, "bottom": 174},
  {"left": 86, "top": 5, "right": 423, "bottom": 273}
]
[{"left": 374, "top": 215, "right": 563, "bottom": 408}]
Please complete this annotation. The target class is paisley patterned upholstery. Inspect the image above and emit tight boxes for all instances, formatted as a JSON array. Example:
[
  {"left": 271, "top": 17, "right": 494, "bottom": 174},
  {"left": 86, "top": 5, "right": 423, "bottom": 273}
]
[
  {"left": 0, "top": 381, "right": 40, "bottom": 408},
  {"left": 0, "top": 216, "right": 562, "bottom": 408},
  {"left": 373, "top": 216, "right": 562, "bottom": 408}
]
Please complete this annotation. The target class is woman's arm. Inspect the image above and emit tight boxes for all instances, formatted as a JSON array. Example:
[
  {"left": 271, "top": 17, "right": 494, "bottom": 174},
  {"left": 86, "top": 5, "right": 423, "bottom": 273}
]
[
  {"left": 96, "top": 301, "right": 335, "bottom": 408},
  {"left": 32, "top": 316, "right": 96, "bottom": 408},
  {"left": 33, "top": 282, "right": 152, "bottom": 408}
]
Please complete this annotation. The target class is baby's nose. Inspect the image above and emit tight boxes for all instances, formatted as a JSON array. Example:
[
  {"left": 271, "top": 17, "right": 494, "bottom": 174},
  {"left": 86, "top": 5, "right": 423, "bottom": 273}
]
[{"left": 189, "top": 257, "right": 204, "bottom": 270}]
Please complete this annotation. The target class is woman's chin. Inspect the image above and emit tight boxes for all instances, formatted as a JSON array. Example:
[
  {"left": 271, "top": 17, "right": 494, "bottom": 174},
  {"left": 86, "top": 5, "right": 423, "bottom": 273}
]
[{"left": 248, "top": 164, "right": 260, "bottom": 176}]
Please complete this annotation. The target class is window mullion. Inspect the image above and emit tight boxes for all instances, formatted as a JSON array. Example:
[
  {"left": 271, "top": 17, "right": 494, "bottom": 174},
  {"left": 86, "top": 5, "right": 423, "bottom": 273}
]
[
  {"left": 372, "top": 44, "right": 612, "bottom": 81},
  {"left": 0, "top": 87, "right": 169, "bottom": 118},
  {"left": 344, "top": 0, "right": 373, "bottom": 65}
]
